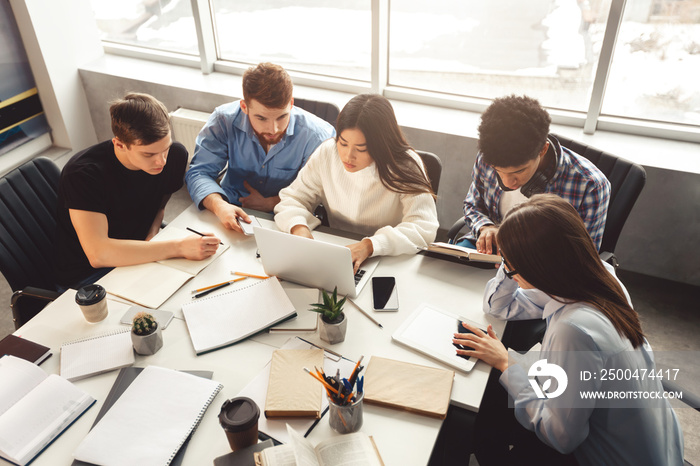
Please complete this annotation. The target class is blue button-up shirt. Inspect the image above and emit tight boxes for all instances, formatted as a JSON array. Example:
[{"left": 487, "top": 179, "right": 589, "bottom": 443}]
[{"left": 185, "top": 101, "right": 335, "bottom": 210}]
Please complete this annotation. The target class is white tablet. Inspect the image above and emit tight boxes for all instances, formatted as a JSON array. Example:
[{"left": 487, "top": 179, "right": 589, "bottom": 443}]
[{"left": 392, "top": 303, "right": 487, "bottom": 373}]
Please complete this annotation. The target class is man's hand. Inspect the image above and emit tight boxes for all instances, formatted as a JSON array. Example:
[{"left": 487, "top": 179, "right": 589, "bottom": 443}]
[
  {"left": 179, "top": 233, "right": 221, "bottom": 260},
  {"left": 203, "top": 194, "right": 250, "bottom": 232},
  {"left": 347, "top": 238, "right": 374, "bottom": 274},
  {"left": 477, "top": 225, "right": 499, "bottom": 254},
  {"left": 291, "top": 224, "right": 314, "bottom": 239},
  {"left": 453, "top": 323, "right": 509, "bottom": 372},
  {"left": 239, "top": 181, "right": 280, "bottom": 212}
]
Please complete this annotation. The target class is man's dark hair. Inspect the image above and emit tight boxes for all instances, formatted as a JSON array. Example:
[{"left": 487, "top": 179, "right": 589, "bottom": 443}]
[
  {"left": 477, "top": 95, "right": 551, "bottom": 167},
  {"left": 242, "top": 63, "right": 293, "bottom": 109},
  {"left": 110, "top": 93, "right": 170, "bottom": 147}
]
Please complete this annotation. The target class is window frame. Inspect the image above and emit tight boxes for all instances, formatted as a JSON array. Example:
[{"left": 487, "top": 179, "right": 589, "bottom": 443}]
[{"left": 97, "top": 0, "right": 700, "bottom": 144}]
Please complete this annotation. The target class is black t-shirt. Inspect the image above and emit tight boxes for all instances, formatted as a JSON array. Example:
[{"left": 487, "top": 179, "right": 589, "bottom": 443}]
[{"left": 54, "top": 140, "right": 188, "bottom": 287}]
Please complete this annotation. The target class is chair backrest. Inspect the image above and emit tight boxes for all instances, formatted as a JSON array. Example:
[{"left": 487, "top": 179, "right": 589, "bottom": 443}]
[
  {"left": 552, "top": 134, "right": 646, "bottom": 255},
  {"left": 416, "top": 150, "right": 443, "bottom": 195},
  {"left": 294, "top": 98, "right": 340, "bottom": 129},
  {"left": 0, "top": 157, "right": 61, "bottom": 291}
]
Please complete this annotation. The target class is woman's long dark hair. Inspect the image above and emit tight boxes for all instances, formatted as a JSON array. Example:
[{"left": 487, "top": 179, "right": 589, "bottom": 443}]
[
  {"left": 498, "top": 194, "right": 645, "bottom": 348},
  {"left": 336, "top": 94, "right": 433, "bottom": 196}
]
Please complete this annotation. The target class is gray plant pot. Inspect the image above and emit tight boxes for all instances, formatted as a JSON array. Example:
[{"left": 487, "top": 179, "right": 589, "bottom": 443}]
[
  {"left": 131, "top": 324, "right": 163, "bottom": 355},
  {"left": 318, "top": 313, "right": 347, "bottom": 345}
]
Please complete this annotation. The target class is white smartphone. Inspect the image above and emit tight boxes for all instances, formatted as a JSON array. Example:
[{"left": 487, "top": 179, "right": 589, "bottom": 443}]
[
  {"left": 372, "top": 276, "right": 399, "bottom": 311},
  {"left": 239, "top": 215, "right": 261, "bottom": 236}
]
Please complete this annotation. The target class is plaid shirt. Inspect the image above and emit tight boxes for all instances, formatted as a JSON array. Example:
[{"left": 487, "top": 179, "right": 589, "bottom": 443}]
[{"left": 463, "top": 136, "right": 610, "bottom": 251}]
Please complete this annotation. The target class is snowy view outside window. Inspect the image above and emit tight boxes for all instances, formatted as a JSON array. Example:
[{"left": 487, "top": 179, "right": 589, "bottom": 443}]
[{"left": 90, "top": 0, "right": 700, "bottom": 126}]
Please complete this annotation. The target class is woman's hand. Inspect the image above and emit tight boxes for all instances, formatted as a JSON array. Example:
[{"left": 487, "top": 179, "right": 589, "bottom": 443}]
[
  {"left": 454, "top": 323, "right": 510, "bottom": 372},
  {"left": 179, "top": 233, "right": 220, "bottom": 260},
  {"left": 290, "top": 224, "right": 314, "bottom": 239},
  {"left": 347, "top": 238, "right": 374, "bottom": 273}
]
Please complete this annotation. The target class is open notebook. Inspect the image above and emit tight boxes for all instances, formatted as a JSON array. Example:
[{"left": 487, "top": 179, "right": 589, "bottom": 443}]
[{"left": 97, "top": 226, "right": 229, "bottom": 309}]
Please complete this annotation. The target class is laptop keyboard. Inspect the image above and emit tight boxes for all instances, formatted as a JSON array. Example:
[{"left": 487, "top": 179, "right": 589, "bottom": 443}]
[{"left": 354, "top": 269, "right": 366, "bottom": 285}]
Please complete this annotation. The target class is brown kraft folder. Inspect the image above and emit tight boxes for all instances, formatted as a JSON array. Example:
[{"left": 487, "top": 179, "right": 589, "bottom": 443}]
[
  {"left": 264, "top": 349, "right": 324, "bottom": 419},
  {"left": 363, "top": 356, "right": 454, "bottom": 419}
]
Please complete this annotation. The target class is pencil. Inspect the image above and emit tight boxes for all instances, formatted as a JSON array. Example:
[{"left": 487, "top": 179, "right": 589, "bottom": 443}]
[
  {"left": 303, "top": 367, "right": 340, "bottom": 395},
  {"left": 186, "top": 227, "right": 224, "bottom": 245},
  {"left": 191, "top": 276, "right": 246, "bottom": 294},
  {"left": 347, "top": 298, "right": 383, "bottom": 329},
  {"left": 232, "top": 271, "right": 269, "bottom": 280}
]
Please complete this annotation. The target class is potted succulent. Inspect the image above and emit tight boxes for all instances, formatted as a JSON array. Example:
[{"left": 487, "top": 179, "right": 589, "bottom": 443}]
[
  {"left": 131, "top": 311, "right": 163, "bottom": 355},
  {"left": 309, "top": 287, "right": 347, "bottom": 344}
]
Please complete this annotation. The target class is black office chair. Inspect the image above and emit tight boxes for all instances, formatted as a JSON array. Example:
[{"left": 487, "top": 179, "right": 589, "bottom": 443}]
[
  {"left": 446, "top": 135, "right": 647, "bottom": 351},
  {"left": 294, "top": 98, "right": 340, "bottom": 128},
  {"left": 314, "top": 149, "right": 442, "bottom": 227},
  {"left": 0, "top": 157, "right": 62, "bottom": 330}
]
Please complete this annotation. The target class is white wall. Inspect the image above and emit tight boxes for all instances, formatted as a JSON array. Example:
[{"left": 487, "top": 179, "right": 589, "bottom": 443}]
[{"left": 9, "top": 0, "right": 102, "bottom": 151}]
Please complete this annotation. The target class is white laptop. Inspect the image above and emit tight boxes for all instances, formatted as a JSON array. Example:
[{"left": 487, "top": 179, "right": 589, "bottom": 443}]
[{"left": 253, "top": 227, "right": 379, "bottom": 298}]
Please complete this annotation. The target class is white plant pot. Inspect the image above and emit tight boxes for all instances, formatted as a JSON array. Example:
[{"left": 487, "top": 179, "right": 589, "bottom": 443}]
[
  {"left": 318, "top": 313, "right": 347, "bottom": 345},
  {"left": 131, "top": 324, "right": 163, "bottom": 355}
]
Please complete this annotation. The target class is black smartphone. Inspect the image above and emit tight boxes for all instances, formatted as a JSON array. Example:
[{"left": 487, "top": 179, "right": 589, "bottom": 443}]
[{"left": 372, "top": 276, "right": 399, "bottom": 311}]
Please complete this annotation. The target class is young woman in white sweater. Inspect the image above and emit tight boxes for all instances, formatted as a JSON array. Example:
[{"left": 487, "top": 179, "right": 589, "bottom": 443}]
[{"left": 274, "top": 94, "right": 439, "bottom": 272}]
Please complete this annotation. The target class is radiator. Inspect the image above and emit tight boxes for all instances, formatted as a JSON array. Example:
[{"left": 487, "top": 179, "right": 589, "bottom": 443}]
[{"left": 169, "top": 107, "right": 210, "bottom": 161}]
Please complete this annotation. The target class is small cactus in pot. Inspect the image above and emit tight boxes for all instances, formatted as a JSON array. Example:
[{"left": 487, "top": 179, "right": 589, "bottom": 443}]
[
  {"left": 131, "top": 311, "right": 163, "bottom": 355},
  {"left": 310, "top": 287, "right": 347, "bottom": 344}
]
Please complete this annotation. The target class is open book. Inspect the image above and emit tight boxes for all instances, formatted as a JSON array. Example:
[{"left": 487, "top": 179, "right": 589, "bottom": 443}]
[
  {"left": 97, "top": 226, "right": 229, "bottom": 308},
  {"left": 422, "top": 242, "right": 500, "bottom": 264},
  {"left": 255, "top": 424, "right": 384, "bottom": 466},
  {"left": 0, "top": 355, "right": 95, "bottom": 466}
]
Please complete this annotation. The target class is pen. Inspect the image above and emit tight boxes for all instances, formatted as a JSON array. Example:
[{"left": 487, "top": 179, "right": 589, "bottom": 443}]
[
  {"left": 347, "top": 298, "right": 383, "bottom": 329},
  {"left": 191, "top": 276, "right": 246, "bottom": 294},
  {"left": 193, "top": 279, "right": 240, "bottom": 299},
  {"left": 186, "top": 227, "right": 224, "bottom": 245},
  {"left": 232, "top": 271, "right": 269, "bottom": 280}
]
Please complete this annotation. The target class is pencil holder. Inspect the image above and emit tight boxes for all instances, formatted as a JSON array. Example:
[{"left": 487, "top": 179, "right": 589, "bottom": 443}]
[{"left": 328, "top": 391, "right": 363, "bottom": 434}]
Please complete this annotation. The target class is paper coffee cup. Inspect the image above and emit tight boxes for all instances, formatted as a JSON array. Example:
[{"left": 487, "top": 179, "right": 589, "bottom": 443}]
[
  {"left": 75, "top": 284, "right": 108, "bottom": 323},
  {"left": 219, "top": 397, "right": 259, "bottom": 451}
]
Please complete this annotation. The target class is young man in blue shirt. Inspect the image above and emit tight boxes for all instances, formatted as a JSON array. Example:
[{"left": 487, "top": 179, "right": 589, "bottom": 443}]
[
  {"left": 460, "top": 95, "right": 610, "bottom": 253},
  {"left": 185, "top": 63, "right": 335, "bottom": 232}
]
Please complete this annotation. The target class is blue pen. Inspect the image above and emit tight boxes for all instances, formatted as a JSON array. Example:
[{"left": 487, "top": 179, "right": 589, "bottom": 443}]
[{"left": 357, "top": 376, "right": 364, "bottom": 394}]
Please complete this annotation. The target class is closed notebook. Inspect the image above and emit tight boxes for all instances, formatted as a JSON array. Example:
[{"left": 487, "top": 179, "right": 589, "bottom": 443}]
[
  {"left": 0, "top": 334, "right": 51, "bottom": 365},
  {"left": 60, "top": 328, "right": 135, "bottom": 382},
  {"left": 264, "top": 349, "right": 324, "bottom": 419},
  {"left": 182, "top": 277, "right": 297, "bottom": 355},
  {"left": 363, "top": 356, "right": 454, "bottom": 419},
  {"left": 73, "top": 365, "right": 223, "bottom": 466}
]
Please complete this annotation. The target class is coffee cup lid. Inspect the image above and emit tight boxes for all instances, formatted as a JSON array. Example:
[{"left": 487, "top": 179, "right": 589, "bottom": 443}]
[
  {"left": 219, "top": 397, "right": 259, "bottom": 432},
  {"left": 75, "top": 284, "right": 106, "bottom": 305}
]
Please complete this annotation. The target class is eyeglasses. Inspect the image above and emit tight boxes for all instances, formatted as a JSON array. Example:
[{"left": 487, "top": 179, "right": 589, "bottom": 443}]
[{"left": 501, "top": 257, "right": 518, "bottom": 279}]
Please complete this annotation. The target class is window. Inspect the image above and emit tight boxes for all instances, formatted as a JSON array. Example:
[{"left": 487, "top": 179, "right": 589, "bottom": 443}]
[
  {"left": 388, "top": 0, "right": 611, "bottom": 113},
  {"left": 211, "top": 0, "right": 371, "bottom": 81},
  {"left": 90, "top": 0, "right": 700, "bottom": 138},
  {"left": 90, "top": 0, "right": 198, "bottom": 56},
  {"left": 602, "top": 0, "right": 700, "bottom": 125}
]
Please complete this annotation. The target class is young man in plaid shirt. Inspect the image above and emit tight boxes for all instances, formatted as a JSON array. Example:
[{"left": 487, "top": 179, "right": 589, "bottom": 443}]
[{"left": 459, "top": 95, "right": 610, "bottom": 254}]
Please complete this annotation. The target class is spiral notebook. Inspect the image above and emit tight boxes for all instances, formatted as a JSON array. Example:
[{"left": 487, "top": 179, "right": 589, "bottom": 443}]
[
  {"left": 182, "top": 277, "right": 297, "bottom": 355},
  {"left": 60, "top": 328, "right": 135, "bottom": 382},
  {"left": 73, "top": 365, "right": 223, "bottom": 466}
]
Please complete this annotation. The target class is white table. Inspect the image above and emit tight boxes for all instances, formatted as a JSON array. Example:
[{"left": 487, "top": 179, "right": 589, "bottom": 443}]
[{"left": 7, "top": 204, "right": 503, "bottom": 466}]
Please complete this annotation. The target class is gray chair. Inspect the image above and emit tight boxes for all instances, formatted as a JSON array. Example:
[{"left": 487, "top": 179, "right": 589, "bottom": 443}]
[
  {"left": 446, "top": 135, "right": 647, "bottom": 352},
  {"left": 0, "top": 157, "right": 62, "bottom": 329},
  {"left": 294, "top": 98, "right": 340, "bottom": 129}
]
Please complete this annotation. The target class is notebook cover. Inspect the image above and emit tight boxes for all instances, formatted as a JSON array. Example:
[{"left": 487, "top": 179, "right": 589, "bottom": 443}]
[
  {"left": 264, "top": 349, "right": 324, "bottom": 419},
  {"left": 363, "top": 356, "right": 454, "bottom": 419},
  {"left": 0, "top": 334, "right": 51, "bottom": 365},
  {"left": 71, "top": 367, "right": 214, "bottom": 466}
]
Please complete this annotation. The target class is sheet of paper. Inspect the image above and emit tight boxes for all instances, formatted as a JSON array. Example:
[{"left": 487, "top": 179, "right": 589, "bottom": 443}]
[{"left": 98, "top": 262, "right": 193, "bottom": 309}]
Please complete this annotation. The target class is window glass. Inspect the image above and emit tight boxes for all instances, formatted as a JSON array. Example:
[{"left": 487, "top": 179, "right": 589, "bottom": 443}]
[
  {"left": 212, "top": 0, "right": 371, "bottom": 81},
  {"left": 389, "top": 0, "right": 611, "bottom": 112},
  {"left": 602, "top": 0, "right": 700, "bottom": 125},
  {"left": 89, "top": 0, "right": 198, "bottom": 55}
]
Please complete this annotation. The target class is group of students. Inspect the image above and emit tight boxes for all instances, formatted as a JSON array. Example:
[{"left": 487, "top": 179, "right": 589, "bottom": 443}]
[{"left": 54, "top": 63, "right": 683, "bottom": 465}]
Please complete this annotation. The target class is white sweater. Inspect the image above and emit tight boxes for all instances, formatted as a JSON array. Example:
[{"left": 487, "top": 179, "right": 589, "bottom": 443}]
[{"left": 274, "top": 139, "right": 439, "bottom": 257}]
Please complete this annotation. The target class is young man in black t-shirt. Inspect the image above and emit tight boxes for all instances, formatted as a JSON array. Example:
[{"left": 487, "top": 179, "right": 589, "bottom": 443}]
[{"left": 55, "top": 93, "right": 221, "bottom": 289}]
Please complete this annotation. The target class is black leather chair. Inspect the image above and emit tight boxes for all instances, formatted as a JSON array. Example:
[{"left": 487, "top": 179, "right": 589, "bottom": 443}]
[
  {"left": 0, "top": 157, "right": 62, "bottom": 329},
  {"left": 294, "top": 98, "right": 340, "bottom": 129},
  {"left": 446, "top": 135, "right": 647, "bottom": 351}
]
